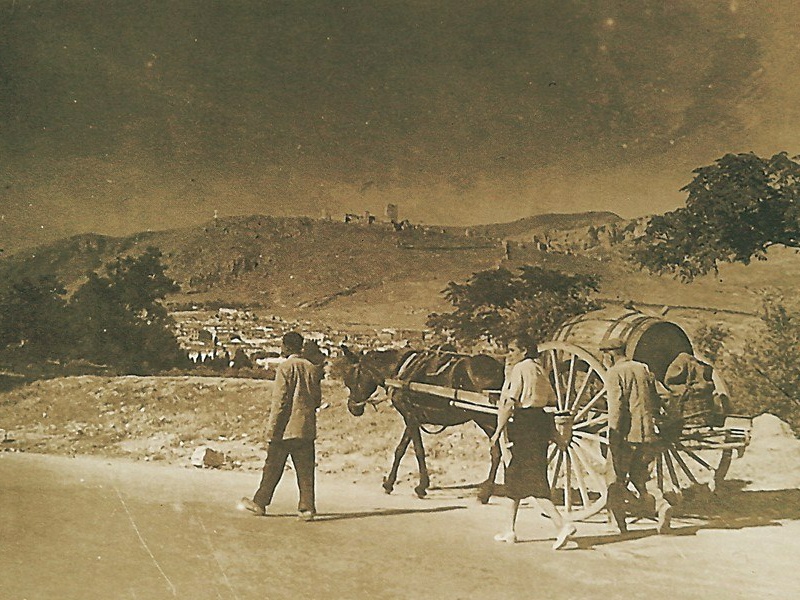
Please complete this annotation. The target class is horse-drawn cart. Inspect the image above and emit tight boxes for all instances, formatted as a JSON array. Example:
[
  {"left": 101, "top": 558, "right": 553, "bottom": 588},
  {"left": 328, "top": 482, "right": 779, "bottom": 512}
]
[{"left": 384, "top": 307, "right": 753, "bottom": 519}]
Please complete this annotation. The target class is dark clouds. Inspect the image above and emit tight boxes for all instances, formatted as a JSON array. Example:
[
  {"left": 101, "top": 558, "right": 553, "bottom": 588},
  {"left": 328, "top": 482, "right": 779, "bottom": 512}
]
[{"left": 1, "top": 0, "right": 799, "bottom": 250}]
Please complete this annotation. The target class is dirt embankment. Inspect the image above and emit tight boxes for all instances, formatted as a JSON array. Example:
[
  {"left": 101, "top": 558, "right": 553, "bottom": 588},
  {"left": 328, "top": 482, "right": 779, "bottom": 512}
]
[
  {"left": 0, "top": 376, "right": 493, "bottom": 488},
  {"left": 1, "top": 375, "right": 799, "bottom": 493}
]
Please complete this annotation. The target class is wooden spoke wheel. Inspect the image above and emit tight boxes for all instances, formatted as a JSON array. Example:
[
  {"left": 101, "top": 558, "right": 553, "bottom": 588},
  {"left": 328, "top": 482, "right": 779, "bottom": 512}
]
[
  {"left": 536, "top": 343, "right": 741, "bottom": 520},
  {"left": 539, "top": 341, "right": 610, "bottom": 521},
  {"left": 651, "top": 419, "right": 736, "bottom": 499}
]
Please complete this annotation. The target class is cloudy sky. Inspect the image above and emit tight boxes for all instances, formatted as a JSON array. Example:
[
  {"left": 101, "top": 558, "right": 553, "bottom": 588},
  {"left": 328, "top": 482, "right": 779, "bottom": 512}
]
[{"left": 2, "top": 0, "right": 799, "bottom": 251}]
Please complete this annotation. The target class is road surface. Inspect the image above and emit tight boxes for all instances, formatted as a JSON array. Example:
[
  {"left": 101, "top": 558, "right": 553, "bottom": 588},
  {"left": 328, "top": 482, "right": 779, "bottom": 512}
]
[{"left": 1, "top": 453, "right": 798, "bottom": 599}]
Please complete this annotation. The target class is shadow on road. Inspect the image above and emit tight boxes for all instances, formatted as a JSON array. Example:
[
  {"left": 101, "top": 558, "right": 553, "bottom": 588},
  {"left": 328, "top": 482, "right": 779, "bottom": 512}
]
[
  {"left": 428, "top": 482, "right": 481, "bottom": 491},
  {"left": 311, "top": 505, "right": 467, "bottom": 522},
  {"left": 573, "top": 481, "right": 800, "bottom": 549},
  {"left": 571, "top": 528, "right": 659, "bottom": 549},
  {"left": 257, "top": 505, "right": 467, "bottom": 522},
  {"left": 677, "top": 481, "right": 800, "bottom": 530}
]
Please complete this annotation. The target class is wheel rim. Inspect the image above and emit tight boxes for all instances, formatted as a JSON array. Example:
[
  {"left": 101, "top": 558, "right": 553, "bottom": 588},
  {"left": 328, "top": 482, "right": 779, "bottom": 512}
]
[{"left": 539, "top": 341, "right": 609, "bottom": 521}]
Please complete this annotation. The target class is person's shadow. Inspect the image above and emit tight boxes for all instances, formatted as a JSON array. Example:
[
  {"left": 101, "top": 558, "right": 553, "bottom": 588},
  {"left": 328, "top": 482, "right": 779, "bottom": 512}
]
[
  {"left": 266, "top": 505, "right": 467, "bottom": 522},
  {"left": 573, "top": 480, "right": 800, "bottom": 550}
]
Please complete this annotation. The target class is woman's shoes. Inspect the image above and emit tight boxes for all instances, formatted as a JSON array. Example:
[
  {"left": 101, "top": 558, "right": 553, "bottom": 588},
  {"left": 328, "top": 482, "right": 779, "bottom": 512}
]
[
  {"left": 493, "top": 524, "right": 577, "bottom": 548},
  {"left": 493, "top": 531, "right": 518, "bottom": 543},
  {"left": 552, "top": 523, "right": 577, "bottom": 550}
]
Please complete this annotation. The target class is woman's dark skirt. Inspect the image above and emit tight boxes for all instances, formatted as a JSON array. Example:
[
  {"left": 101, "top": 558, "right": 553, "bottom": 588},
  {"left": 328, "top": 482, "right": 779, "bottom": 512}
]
[{"left": 504, "top": 407, "right": 554, "bottom": 500}]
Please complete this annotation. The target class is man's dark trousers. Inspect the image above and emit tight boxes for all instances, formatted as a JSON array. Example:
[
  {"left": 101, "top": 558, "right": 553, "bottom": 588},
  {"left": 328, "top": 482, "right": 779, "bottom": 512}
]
[{"left": 253, "top": 438, "right": 315, "bottom": 513}]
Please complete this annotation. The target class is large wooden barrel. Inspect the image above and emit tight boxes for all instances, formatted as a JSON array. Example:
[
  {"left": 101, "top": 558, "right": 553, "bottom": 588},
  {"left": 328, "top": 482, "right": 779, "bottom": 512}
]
[{"left": 552, "top": 307, "right": 693, "bottom": 382}]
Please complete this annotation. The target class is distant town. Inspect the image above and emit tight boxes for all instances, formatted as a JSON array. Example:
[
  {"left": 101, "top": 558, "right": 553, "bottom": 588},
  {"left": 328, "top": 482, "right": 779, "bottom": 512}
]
[{"left": 172, "top": 306, "right": 429, "bottom": 373}]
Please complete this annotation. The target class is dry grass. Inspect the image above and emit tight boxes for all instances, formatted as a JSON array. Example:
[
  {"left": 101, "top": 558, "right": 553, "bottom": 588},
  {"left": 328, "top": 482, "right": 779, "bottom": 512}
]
[
  {"left": 2, "top": 374, "right": 800, "bottom": 496},
  {"left": 0, "top": 376, "right": 494, "bottom": 489}
]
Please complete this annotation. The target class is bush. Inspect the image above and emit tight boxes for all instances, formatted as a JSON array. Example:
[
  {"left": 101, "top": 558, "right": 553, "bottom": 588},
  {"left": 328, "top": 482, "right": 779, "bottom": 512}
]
[
  {"left": 0, "top": 247, "right": 187, "bottom": 376},
  {"left": 327, "top": 355, "right": 351, "bottom": 381},
  {"left": 712, "top": 294, "right": 800, "bottom": 436},
  {"left": 0, "top": 274, "right": 69, "bottom": 361},
  {"left": 694, "top": 323, "right": 731, "bottom": 363},
  {"left": 67, "top": 247, "right": 186, "bottom": 374},
  {"left": 226, "top": 366, "right": 272, "bottom": 380}
]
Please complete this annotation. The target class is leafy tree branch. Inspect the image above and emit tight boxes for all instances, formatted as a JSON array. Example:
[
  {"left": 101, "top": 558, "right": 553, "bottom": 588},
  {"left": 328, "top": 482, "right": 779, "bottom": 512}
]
[
  {"left": 633, "top": 152, "right": 800, "bottom": 280},
  {"left": 427, "top": 266, "right": 601, "bottom": 349}
]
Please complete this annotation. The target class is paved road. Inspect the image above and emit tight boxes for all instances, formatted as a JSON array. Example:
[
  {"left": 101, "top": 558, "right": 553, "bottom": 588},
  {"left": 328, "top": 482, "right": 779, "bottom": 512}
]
[{"left": 1, "top": 453, "right": 799, "bottom": 599}]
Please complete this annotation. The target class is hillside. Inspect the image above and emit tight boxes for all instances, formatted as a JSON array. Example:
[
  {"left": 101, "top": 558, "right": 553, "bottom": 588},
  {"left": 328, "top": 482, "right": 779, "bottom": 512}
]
[
  {"left": 466, "top": 211, "right": 623, "bottom": 240},
  {"left": 2, "top": 213, "right": 800, "bottom": 329},
  {"left": 0, "top": 213, "right": 627, "bottom": 329},
  {"left": 0, "top": 216, "right": 505, "bottom": 327}
]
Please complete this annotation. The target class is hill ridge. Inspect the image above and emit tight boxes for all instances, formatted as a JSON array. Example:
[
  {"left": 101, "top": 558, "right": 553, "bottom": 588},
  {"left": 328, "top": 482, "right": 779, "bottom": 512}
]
[{"left": 2, "top": 211, "right": 799, "bottom": 329}]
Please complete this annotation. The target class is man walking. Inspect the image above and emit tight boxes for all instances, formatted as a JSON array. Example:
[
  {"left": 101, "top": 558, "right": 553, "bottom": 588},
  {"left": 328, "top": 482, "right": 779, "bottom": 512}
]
[
  {"left": 239, "top": 331, "right": 322, "bottom": 521},
  {"left": 601, "top": 338, "right": 672, "bottom": 534}
]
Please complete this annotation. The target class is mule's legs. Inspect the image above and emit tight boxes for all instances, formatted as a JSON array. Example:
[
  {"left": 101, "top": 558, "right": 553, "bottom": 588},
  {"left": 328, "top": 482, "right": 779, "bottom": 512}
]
[
  {"left": 475, "top": 421, "right": 501, "bottom": 504},
  {"left": 409, "top": 423, "right": 430, "bottom": 498},
  {"left": 383, "top": 427, "right": 413, "bottom": 494}
]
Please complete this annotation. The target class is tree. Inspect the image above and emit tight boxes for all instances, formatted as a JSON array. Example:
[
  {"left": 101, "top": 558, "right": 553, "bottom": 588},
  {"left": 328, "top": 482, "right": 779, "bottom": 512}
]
[
  {"left": 427, "top": 266, "right": 601, "bottom": 349},
  {"left": 633, "top": 152, "right": 800, "bottom": 280},
  {"left": 0, "top": 275, "right": 69, "bottom": 360},
  {"left": 69, "top": 247, "right": 185, "bottom": 374},
  {"left": 104, "top": 248, "right": 180, "bottom": 319}
]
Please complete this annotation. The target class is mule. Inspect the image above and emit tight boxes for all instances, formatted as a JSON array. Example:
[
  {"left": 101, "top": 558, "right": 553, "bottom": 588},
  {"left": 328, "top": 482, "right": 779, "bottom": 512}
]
[{"left": 342, "top": 346, "right": 504, "bottom": 503}]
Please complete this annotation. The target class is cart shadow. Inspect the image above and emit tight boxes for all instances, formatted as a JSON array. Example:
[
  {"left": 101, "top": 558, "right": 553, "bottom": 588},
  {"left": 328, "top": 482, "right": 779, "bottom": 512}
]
[
  {"left": 570, "top": 528, "right": 659, "bottom": 548},
  {"left": 574, "top": 481, "right": 800, "bottom": 549},
  {"left": 675, "top": 481, "right": 800, "bottom": 530}
]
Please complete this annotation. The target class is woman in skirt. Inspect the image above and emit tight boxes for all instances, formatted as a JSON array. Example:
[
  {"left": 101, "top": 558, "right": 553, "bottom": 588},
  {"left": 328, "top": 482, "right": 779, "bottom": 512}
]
[{"left": 489, "top": 340, "right": 577, "bottom": 550}]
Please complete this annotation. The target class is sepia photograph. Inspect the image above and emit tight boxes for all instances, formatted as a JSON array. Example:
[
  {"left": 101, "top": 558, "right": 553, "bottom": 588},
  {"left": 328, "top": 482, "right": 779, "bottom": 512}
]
[{"left": 1, "top": 1, "right": 799, "bottom": 598}]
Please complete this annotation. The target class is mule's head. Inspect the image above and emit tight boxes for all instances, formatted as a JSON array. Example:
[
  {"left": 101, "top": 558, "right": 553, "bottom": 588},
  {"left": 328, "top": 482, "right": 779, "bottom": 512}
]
[{"left": 340, "top": 345, "right": 383, "bottom": 417}]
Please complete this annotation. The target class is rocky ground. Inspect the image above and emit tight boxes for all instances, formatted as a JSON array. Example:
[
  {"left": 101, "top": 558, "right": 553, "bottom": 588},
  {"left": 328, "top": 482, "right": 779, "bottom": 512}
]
[
  {"left": 1, "top": 374, "right": 799, "bottom": 497},
  {"left": 0, "top": 376, "right": 495, "bottom": 491}
]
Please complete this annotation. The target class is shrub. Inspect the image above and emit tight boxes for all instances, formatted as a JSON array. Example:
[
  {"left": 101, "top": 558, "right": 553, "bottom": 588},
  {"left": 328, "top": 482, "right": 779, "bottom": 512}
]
[{"left": 715, "top": 294, "right": 800, "bottom": 436}]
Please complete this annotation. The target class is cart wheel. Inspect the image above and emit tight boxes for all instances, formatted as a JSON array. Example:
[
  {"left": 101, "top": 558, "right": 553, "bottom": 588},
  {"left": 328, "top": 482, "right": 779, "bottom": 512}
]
[
  {"left": 652, "top": 428, "right": 736, "bottom": 497},
  {"left": 653, "top": 362, "right": 741, "bottom": 496},
  {"left": 539, "top": 341, "right": 610, "bottom": 521}
]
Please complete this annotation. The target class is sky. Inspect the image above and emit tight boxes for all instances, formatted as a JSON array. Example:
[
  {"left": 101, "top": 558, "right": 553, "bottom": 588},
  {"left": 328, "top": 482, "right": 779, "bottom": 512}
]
[{"left": 2, "top": 0, "right": 800, "bottom": 251}]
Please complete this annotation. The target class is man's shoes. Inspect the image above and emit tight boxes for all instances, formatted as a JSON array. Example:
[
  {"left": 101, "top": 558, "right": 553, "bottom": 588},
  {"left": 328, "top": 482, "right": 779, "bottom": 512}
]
[
  {"left": 610, "top": 508, "right": 628, "bottom": 534},
  {"left": 238, "top": 497, "right": 266, "bottom": 516},
  {"left": 552, "top": 523, "right": 577, "bottom": 550},
  {"left": 657, "top": 505, "right": 673, "bottom": 534},
  {"left": 297, "top": 510, "right": 316, "bottom": 522},
  {"left": 493, "top": 531, "right": 517, "bottom": 543}
]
